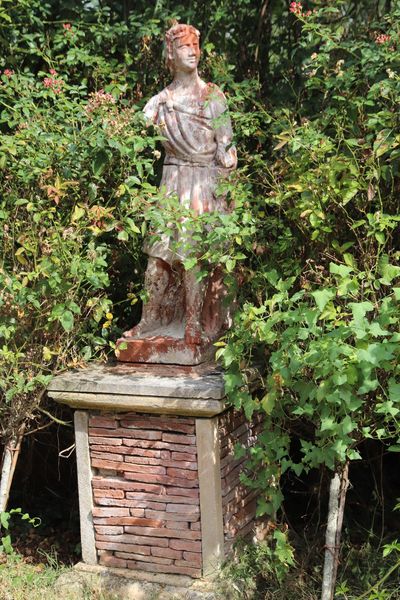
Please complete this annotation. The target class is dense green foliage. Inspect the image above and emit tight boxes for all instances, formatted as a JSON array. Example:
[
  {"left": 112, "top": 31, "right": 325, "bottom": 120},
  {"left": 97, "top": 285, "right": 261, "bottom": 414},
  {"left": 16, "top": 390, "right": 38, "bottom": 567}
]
[{"left": 1, "top": 0, "right": 400, "bottom": 593}]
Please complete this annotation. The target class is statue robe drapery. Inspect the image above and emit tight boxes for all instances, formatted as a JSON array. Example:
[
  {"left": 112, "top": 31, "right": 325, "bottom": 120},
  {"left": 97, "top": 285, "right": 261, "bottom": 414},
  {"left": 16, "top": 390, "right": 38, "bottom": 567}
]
[{"left": 143, "top": 84, "right": 237, "bottom": 264}]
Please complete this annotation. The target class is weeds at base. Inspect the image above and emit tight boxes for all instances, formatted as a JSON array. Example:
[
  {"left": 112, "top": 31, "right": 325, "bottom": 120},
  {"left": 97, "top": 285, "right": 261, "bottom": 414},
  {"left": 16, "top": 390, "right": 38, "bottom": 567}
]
[{"left": 218, "top": 535, "right": 400, "bottom": 600}]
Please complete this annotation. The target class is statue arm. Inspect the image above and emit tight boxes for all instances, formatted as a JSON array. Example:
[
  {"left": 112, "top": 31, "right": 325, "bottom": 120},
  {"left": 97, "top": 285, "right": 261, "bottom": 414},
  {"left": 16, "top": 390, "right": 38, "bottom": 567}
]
[
  {"left": 210, "top": 88, "right": 237, "bottom": 170},
  {"left": 143, "top": 93, "right": 161, "bottom": 123}
]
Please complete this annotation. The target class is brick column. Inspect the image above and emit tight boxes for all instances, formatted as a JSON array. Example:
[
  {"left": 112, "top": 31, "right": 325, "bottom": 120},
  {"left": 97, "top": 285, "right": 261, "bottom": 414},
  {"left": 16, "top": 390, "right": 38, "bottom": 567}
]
[{"left": 48, "top": 363, "right": 261, "bottom": 581}]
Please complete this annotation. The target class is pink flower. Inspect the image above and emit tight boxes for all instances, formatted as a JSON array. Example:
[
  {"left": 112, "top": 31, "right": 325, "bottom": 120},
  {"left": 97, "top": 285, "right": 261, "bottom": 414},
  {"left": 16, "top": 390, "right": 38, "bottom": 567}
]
[
  {"left": 289, "top": 1, "right": 303, "bottom": 15},
  {"left": 63, "top": 23, "right": 72, "bottom": 30},
  {"left": 3, "top": 69, "right": 15, "bottom": 77},
  {"left": 375, "top": 33, "right": 391, "bottom": 45},
  {"left": 43, "top": 76, "right": 64, "bottom": 94},
  {"left": 85, "top": 89, "right": 116, "bottom": 116},
  {"left": 49, "top": 68, "right": 57, "bottom": 75}
]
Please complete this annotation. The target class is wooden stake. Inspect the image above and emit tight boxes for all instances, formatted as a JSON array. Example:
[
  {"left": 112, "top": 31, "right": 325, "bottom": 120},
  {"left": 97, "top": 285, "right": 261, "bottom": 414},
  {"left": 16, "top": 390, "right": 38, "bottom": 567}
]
[
  {"left": 0, "top": 426, "right": 25, "bottom": 515},
  {"left": 321, "top": 462, "right": 350, "bottom": 600}
]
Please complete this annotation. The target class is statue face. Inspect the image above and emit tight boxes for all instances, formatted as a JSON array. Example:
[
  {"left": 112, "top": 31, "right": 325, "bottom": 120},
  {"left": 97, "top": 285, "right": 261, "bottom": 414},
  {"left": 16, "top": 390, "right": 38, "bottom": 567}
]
[{"left": 171, "top": 33, "right": 200, "bottom": 73}]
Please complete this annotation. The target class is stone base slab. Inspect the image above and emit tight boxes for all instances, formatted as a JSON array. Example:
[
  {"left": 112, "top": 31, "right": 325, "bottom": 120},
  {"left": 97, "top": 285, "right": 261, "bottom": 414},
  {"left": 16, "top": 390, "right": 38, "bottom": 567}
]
[{"left": 56, "top": 562, "right": 220, "bottom": 599}]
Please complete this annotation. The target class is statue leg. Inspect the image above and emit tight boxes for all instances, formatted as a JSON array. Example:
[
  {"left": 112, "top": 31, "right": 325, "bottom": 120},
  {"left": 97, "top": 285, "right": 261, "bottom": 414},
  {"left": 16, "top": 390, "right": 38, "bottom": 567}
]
[
  {"left": 123, "top": 257, "right": 171, "bottom": 338},
  {"left": 184, "top": 267, "right": 207, "bottom": 345}
]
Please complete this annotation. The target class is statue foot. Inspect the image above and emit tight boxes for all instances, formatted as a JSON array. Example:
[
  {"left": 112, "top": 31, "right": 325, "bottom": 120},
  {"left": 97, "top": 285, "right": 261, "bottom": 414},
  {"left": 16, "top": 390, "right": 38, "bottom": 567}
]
[{"left": 122, "top": 321, "right": 156, "bottom": 338}]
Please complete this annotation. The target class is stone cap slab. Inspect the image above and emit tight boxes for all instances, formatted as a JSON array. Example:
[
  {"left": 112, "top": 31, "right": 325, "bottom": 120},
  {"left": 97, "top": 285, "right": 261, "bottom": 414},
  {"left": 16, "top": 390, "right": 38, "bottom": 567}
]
[{"left": 47, "top": 362, "right": 227, "bottom": 416}]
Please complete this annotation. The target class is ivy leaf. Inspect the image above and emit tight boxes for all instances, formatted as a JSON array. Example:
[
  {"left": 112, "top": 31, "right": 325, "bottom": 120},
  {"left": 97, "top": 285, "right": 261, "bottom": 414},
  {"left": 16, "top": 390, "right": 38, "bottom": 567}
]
[
  {"left": 311, "top": 288, "right": 335, "bottom": 312},
  {"left": 349, "top": 301, "right": 374, "bottom": 321},
  {"left": 389, "top": 379, "right": 400, "bottom": 403},
  {"left": 329, "top": 263, "right": 353, "bottom": 277}
]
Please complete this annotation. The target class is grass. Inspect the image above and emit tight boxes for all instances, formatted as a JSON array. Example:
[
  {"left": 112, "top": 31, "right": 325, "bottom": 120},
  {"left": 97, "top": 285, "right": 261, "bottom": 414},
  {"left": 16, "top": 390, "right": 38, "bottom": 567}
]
[
  {"left": 0, "top": 552, "right": 68, "bottom": 600},
  {"left": 0, "top": 552, "right": 122, "bottom": 600}
]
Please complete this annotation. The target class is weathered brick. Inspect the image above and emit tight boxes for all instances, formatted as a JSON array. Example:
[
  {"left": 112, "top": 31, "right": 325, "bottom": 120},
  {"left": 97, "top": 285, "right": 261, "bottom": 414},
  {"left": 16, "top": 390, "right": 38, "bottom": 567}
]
[
  {"left": 89, "top": 427, "right": 162, "bottom": 440},
  {"left": 160, "top": 450, "right": 171, "bottom": 460},
  {"left": 222, "top": 483, "right": 249, "bottom": 503},
  {"left": 96, "top": 541, "right": 150, "bottom": 555},
  {"left": 225, "top": 519, "right": 254, "bottom": 540},
  {"left": 162, "top": 433, "right": 196, "bottom": 445},
  {"left": 190, "top": 522, "right": 201, "bottom": 531},
  {"left": 166, "top": 521, "right": 190, "bottom": 530},
  {"left": 92, "top": 507, "right": 130, "bottom": 517},
  {"left": 96, "top": 533, "right": 168, "bottom": 548},
  {"left": 89, "top": 437, "right": 122, "bottom": 446},
  {"left": 169, "top": 539, "right": 202, "bottom": 552},
  {"left": 122, "top": 439, "right": 196, "bottom": 453},
  {"left": 166, "top": 467, "right": 198, "bottom": 480},
  {"left": 120, "top": 417, "right": 194, "bottom": 434},
  {"left": 125, "top": 560, "right": 201, "bottom": 578},
  {"left": 220, "top": 456, "right": 246, "bottom": 477},
  {"left": 144, "top": 509, "right": 197, "bottom": 523},
  {"left": 92, "top": 477, "right": 164, "bottom": 495},
  {"left": 164, "top": 460, "right": 198, "bottom": 471},
  {"left": 183, "top": 551, "right": 202, "bottom": 566},
  {"left": 141, "top": 501, "right": 167, "bottom": 511},
  {"left": 94, "top": 499, "right": 143, "bottom": 509},
  {"left": 223, "top": 490, "right": 258, "bottom": 518},
  {"left": 115, "top": 551, "right": 172, "bottom": 565},
  {"left": 93, "top": 489, "right": 125, "bottom": 500},
  {"left": 89, "top": 416, "right": 117, "bottom": 428},
  {"left": 176, "top": 558, "right": 202, "bottom": 568},
  {"left": 124, "top": 456, "right": 164, "bottom": 466},
  {"left": 126, "top": 492, "right": 198, "bottom": 506},
  {"left": 91, "top": 452, "right": 124, "bottom": 462},
  {"left": 91, "top": 458, "right": 166, "bottom": 475},
  {"left": 151, "top": 547, "right": 182, "bottom": 560},
  {"left": 123, "top": 472, "right": 199, "bottom": 488},
  {"left": 124, "top": 526, "right": 201, "bottom": 540},
  {"left": 93, "top": 517, "right": 164, "bottom": 527},
  {"left": 228, "top": 500, "right": 257, "bottom": 529},
  {"left": 91, "top": 445, "right": 162, "bottom": 458},
  {"left": 94, "top": 526, "right": 124, "bottom": 535},
  {"left": 97, "top": 469, "right": 118, "bottom": 477},
  {"left": 167, "top": 487, "right": 199, "bottom": 498},
  {"left": 171, "top": 452, "right": 197, "bottom": 461},
  {"left": 98, "top": 554, "right": 127, "bottom": 568},
  {"left": 166, "top": 503, "right": 199, "bottom": 515},
  {"left": 222, "top": 463, "right": 245, "bottom": 488}
]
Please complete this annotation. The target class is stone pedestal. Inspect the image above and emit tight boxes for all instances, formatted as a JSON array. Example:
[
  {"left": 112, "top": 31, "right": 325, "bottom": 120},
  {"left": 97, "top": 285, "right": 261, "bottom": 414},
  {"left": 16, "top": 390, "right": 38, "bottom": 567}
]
[{"left": 48, "top": 363, "right": 261, "bottom": 580}]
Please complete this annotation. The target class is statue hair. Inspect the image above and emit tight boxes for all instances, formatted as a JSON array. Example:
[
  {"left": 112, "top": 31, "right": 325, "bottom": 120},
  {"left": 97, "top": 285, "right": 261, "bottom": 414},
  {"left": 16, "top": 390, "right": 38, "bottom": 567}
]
[{"left": 164, "top": 23, "right": 200, "bottom": 73}]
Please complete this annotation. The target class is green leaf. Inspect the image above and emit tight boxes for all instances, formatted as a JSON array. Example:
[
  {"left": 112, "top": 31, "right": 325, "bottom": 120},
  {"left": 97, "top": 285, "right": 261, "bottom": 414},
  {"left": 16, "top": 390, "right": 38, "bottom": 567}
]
[
  {"left": 183, "top": 257, "right": 197, "bottom": 270},
  {"left": 0, "top": 512, "right": 10, "bottom": 529},
  {"left": 92, "top": 150, "right": 109, "bottom": 177},
  {"left": 117, "top": 229, "right": 129, "bottom": 241},
  {"left": 0, "top": 534, "right": 13, "bottom": 554},
  {"left": 59, "top": 310, "right": 74, "bottom": 332},
  {"left": 311, "top": 288, "right": 335, "bottom": 312},
  {"left": 226, "top": 258, "right": 236, "bottom": 272},
  {"left": 349, "top": 301, "right": 374, "bottom": 324},
  {"left": 329, "top": 263, "right": 353, "bottom": 277},
  {"left": 388, "top": 445, "right": 400, "bottom": 452},
  {"left": 71, "top": 205, "right": 85, "bottom": 222},
  {"left": 389, "top": 379, "right": 400, "bottom": 403}
]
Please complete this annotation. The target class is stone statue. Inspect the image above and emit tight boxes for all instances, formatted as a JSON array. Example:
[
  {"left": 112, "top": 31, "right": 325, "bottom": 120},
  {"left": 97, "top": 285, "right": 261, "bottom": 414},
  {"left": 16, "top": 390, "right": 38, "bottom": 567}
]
[{"left": 117, "top": 23, "right": 237, "bottom": 365}]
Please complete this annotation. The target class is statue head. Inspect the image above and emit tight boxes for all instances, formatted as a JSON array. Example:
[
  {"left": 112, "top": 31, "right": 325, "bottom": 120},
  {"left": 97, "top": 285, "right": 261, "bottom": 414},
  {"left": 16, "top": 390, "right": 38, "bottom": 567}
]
[{"left": 165, "top": 23, "right": 201, "bottom": 74}]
